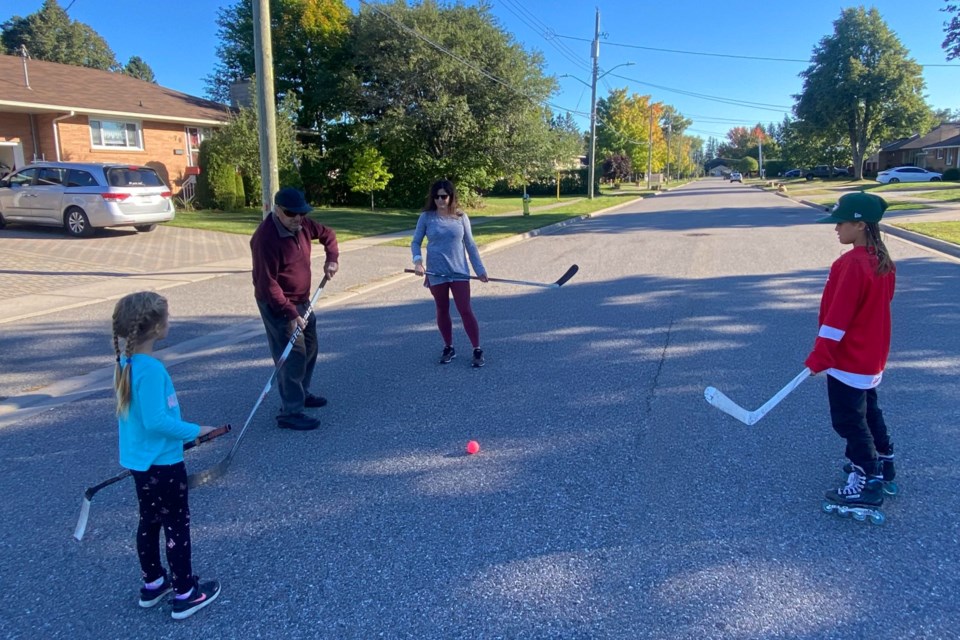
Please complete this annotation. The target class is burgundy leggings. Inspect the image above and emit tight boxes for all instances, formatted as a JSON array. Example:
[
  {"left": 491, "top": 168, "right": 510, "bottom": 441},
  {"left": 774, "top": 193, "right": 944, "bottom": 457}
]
[{"left": 429, "top": 280, "right": 480, "bottom": 348}]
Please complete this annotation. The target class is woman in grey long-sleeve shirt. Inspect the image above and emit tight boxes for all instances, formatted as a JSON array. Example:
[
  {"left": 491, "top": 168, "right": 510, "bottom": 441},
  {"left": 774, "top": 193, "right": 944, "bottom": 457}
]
[{"left": 411, "top": 179, "right": 489, "bottom": 367}]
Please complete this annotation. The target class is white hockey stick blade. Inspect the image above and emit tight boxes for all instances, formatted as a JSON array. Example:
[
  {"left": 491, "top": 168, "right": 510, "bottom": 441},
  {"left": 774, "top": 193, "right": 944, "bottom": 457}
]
[
  {"left": 703, "top": 386, "right": 754, "bottom": 425},
  {"left": 704, "top": 368, "right": 811, "bottom": 426}
]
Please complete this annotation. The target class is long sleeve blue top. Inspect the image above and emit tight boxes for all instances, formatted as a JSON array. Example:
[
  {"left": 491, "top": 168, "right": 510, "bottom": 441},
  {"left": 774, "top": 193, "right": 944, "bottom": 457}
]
[
  {"left": 411, "top": 211, "right": 486, "bottom": 285},
  {"left": 118, "top": 354, "right": 200, "bottom": 471}
]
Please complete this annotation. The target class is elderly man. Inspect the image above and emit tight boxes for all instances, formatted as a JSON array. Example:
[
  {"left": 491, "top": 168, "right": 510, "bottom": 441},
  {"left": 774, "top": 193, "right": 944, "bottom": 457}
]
[{"left": 251, "top": 187, "right": 339, "bottom": 431}]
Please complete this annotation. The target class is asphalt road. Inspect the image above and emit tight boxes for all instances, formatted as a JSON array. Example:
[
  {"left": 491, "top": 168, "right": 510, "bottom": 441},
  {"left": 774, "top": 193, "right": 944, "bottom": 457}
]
[{"left": 1, "top": 178, "right": 958, "bottom": 639}]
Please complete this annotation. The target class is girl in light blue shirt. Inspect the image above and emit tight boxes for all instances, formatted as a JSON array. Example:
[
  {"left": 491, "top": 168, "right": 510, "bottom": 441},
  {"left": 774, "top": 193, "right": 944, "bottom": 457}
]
[{"left": 112, "top": 291, "right": 220, "bottom": 619}]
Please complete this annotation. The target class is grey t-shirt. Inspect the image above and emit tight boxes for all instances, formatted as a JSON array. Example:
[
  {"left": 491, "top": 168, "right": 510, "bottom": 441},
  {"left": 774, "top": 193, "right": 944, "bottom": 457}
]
[{"left": 411, "top": 210, "right": 486, "bottom": 285}]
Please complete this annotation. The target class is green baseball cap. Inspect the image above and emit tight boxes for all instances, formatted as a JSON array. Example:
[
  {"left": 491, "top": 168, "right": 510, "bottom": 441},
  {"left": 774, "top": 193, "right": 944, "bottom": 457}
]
[{"left": 817, "top": 192, "right": 888, "bottom": 224}]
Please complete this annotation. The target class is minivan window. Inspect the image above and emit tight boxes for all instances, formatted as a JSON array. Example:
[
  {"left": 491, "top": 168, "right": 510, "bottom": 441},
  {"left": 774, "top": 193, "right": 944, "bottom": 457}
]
[
  {"left": 37, "top": 168, "right": 66, "bottom": 186},
  {"left": 105, "top": 167, "right": 164, "bottom": 188},
  {"left": 7, "top": 168, "right": 37, "bottom": 186},
  {"left": 66, "top": 170, "right": 99, "bottom": 188}
]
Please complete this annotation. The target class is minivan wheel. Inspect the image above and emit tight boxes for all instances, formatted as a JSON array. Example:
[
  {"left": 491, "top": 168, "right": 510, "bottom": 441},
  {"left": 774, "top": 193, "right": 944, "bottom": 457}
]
[
  {"left": 64, "top": 207, "right": 95, "bottom": 237},
  {"left": 931, "top": 177, "right": 942, "bottom": 182},
  {"left": 889, "top": 178, "right": 900, "bottom": 184},
  {"left": 0, "top": 211, "right": 6, "bottom": 229},
  {"left": 134, "top": 224, "right": 158, "bottom": 232}
]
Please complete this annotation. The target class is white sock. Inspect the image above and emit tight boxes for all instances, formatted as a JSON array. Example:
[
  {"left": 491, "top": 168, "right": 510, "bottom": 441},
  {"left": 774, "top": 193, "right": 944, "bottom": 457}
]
[{"left": 145, "top": 576, "right": 165, "bottom": 590}]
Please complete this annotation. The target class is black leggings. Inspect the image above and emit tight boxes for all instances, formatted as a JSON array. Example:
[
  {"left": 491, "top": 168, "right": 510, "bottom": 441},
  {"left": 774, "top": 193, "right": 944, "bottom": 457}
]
[
  {"left": 131, "top": 462, "right": 193, "bottom": 594},
  {"left": 827, "top": 376, "right": 892, "bottom": 470}
]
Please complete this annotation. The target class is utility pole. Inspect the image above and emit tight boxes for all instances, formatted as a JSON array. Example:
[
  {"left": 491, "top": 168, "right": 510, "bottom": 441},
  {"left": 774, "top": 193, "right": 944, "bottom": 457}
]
[
  {"left": 666, "top": 122, "right": 672, "bottom": 183},
  {"left": 253, "top": 0, "right": 280, "bottom": 218},
  {"left": 587, "top": 9, "right": 600, "bottom": 200},
  {"left": 646, "top": 108, "right": 653, "bottom": 190}
]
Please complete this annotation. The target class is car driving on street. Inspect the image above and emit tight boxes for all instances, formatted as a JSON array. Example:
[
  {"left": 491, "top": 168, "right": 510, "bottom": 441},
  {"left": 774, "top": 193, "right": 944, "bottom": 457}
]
[{"left": 0, "top": 161, "right": 175, "bottom": 237}]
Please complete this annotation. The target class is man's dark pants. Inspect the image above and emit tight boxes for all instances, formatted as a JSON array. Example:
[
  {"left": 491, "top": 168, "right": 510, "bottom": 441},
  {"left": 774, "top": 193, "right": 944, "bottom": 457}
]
[{"left": 257, "top": 300, "right": 317, "bottom": 418}]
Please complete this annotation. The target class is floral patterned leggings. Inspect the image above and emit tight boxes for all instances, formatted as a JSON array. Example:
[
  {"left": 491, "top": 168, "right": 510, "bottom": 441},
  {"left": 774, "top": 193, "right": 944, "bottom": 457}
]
[{"left": 131, "top": 461, "right": 193, "bottom": 594}]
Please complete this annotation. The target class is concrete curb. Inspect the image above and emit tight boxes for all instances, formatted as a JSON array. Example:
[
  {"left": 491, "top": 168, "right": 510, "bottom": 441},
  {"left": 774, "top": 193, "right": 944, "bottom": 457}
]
[
  {"left": 879, "top": 223, "right": 960, "bottom": 262},
  {"left": 791, "top": 195, "right": 960, "bottom": 261}
]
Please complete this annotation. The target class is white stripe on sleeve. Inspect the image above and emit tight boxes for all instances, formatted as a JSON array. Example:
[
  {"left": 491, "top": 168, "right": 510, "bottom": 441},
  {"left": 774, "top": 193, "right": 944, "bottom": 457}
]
[{"left": 818, "top": 325, "right": 845, "bottom": 342}]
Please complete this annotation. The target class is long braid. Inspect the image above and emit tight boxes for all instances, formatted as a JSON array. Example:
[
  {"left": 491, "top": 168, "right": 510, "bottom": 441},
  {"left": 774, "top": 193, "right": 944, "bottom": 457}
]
[
  {"left": 112, "top": 292, "right": 168, "bottom": 416},
  {"left": 865, "top": 222, "right": 894, "bottom": 275}
]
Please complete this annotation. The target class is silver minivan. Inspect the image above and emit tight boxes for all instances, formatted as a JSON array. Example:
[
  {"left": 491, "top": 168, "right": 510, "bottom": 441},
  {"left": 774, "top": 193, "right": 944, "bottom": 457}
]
[{"left": 0, "top": 161, "right": 175, "bottom": 237}]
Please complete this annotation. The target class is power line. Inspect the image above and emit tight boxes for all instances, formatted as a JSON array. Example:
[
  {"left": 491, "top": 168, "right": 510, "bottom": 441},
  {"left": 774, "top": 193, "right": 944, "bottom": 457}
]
[
  {"left": 496, "top": 0, "right": 592, "bottom": 73},
  {"left": 554, "top": 34, "right": 960, "bottom": 67},
  {"left": 607, "top": 72, "right": 791, "bottom": 112}
]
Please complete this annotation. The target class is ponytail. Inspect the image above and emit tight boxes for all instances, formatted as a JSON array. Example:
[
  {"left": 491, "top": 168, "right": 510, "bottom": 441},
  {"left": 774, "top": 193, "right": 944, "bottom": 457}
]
[{"left": 865, "top": 222, "right": 894, "bottom": 275}]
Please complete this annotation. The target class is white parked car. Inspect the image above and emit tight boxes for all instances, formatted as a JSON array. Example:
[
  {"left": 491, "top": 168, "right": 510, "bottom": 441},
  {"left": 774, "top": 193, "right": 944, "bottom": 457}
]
[
  {"left": 0, "top": 161, "right": 175, "bottom": 237},
  {"left": 729, "top": 171, "right": 743, "bottom": 183},
  {"left": 875, "top": 166, "right": 943, "bottom": 184}
]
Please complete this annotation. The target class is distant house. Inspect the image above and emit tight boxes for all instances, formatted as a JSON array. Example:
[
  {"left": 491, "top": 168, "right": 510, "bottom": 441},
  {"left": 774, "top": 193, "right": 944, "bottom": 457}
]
[
  {"left": 877, "top": 123, "right": 960, "bottom": 171},
  {"left": 0, "top": 54, "right": 231, "bottom": 192}
]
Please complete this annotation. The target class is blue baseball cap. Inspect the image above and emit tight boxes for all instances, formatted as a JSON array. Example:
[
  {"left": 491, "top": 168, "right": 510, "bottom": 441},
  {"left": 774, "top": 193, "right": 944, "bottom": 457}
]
[{"left": 274, "top": 187, "right": 313, "bottom": 215}]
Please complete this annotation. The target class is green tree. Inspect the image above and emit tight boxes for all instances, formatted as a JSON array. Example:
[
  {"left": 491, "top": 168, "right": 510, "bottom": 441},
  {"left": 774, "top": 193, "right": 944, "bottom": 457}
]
[
  {"left": 207, "top": 0, "right": 351, "bottom": 131},
  {"left": 794, "top": 7, "right": 928, "bottom": 179},
  {"left": 1, "top": 0, "right": 119, "bottom": 70},
  {"left": 346, "top": 146, "right": 392, "bottom": 210},
  {"left": 944, "top": 2, "right": 960, "bottom": 60},
  {"left": 123, "top": 56, "right": 156, "bottom": 83},
  {"left": 350, "top": 0, "right": 559, "bottom": 205}
]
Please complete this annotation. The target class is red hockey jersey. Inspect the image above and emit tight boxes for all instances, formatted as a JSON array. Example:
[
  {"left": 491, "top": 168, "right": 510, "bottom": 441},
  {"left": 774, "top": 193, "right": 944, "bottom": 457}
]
[{"left": 805, "top": 246, "right": 895, "bottom": 388}]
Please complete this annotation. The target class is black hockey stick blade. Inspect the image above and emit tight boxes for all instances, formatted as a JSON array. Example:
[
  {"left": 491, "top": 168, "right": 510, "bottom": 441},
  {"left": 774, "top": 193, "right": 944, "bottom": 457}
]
[
  {"left": 553, "top": 264, "right": 579, "bottom": 287},
  {"left": 73, "top": 424, "right": 231, "bottom": 541}
]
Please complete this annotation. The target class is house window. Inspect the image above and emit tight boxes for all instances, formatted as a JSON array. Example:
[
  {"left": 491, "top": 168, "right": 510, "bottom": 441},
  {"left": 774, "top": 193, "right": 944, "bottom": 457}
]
[
  {"left": 185, "top": 127, "right": 211, "bottom": 167},
  {"left": 937, "top": 149, "right": 943, "bottom": 160},
  {"left": 89, "top": 118, "right": 143, "bottom": 150},
  {"left": 949, "top": 151, "right": 955, "bottom": 166}
]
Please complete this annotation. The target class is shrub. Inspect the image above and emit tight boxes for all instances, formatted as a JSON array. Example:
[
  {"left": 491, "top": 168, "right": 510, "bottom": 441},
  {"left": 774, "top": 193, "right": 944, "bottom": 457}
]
[
  {"left": 196, "top": 139, "right": 238, "bottom": 210},
  {"left": 943, "top": 167, "right": 960, "bottom": 182}
]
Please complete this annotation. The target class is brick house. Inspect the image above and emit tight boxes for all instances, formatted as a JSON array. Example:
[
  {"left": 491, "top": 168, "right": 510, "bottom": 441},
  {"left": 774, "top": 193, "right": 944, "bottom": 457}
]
[
  {"left": 876, "top": 123, "right": 960, "bottom": 171},
  {"left": 0, "top": 54, "right": 231, "bottom": 192}
]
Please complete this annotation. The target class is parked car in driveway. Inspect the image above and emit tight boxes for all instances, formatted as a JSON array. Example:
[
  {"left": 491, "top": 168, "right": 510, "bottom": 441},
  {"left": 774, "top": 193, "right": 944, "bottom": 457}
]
[
  {"left": 875, "top": 166, "right": 943, "bottom": 184},
  {"left": 0, "top": 161, "right": 175, "bottom": 237},
  {"left": 729, "top": 171, "right": 742, "bottom": 183},
  {"left": 805, "top": 165, "right": 848, "bottom": 180},
  {"left": 782, "top": 168, "right": 802, "bottom": 178}
]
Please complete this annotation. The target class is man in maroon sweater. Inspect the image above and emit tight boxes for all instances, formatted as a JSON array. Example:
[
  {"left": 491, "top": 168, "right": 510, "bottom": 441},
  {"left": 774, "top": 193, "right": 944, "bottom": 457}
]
[{"left": 251, "top": 188, "right": 339, "bottom": 431}]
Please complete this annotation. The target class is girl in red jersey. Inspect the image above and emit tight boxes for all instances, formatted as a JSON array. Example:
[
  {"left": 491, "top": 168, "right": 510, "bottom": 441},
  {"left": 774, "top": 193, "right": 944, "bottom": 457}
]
[{"left": 805, "top": 192, "right": 897, "bottom": 516}]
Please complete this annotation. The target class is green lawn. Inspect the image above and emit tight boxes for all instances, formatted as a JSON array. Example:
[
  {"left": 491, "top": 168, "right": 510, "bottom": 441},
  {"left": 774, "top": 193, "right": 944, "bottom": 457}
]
[
  {"left": 386, "top": 194, "right": 642, "bottom": 247},
  {"left": 893, "top": 221, "right": 960, "bottom": 245},
  {"left": 166, "top": 192, "right": 642, "bottom": 243}
]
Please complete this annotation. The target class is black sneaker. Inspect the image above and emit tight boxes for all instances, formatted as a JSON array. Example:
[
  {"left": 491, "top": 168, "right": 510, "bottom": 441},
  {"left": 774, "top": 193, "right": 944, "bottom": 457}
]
[
  {"left": 439, "top": 345, "right": 456, "bottom": 364},
  {"left": 471, "top": 348, "right": 485, "bottom": 368},
  {"left": 139, "top": 576, "right": 173, "bottom": 608},
  {"left": 169, "top": 576, "right": 220, "bottom": 620},
  {"left": 277, "top": 412, "right": 320, "bottom": 430},
  {"left": 304, "top": 393, "right": 328, "bottom": 408}
]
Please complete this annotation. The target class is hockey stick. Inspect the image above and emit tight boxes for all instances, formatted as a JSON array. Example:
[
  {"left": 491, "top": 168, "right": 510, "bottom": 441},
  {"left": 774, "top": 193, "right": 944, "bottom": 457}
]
[
  {"left": 704, "top": 368, "right": 811, "bottom": 426},
  {"left": 73, "top": 424, "right": 232, "bottom": 541},
  {"left": 403, "top": 264, "right": 579, "bottom": 289},
  {"left": 187, "top": 276, "right": 330, "bottom": 489}
]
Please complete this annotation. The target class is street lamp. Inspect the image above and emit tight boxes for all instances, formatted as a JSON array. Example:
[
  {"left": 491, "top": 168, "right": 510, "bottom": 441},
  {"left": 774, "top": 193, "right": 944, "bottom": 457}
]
[{"left": 561, "top": 61, "right": 634, "bottom": 200}]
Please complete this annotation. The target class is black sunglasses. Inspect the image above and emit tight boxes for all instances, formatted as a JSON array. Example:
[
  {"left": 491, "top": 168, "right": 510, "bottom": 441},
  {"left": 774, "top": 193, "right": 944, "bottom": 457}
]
[
  {"left": 278, "top": 207, "right": 304, "bottom": 218},
  {"left": 435, "top": 193, "right": 450, "bottom": 200}
]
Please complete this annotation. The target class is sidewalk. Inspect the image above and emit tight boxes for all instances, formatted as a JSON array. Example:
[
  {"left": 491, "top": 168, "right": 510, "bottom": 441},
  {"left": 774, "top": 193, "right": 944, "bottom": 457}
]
[{"left": 0, "top": 196, "right": 610, "bottom": 326}]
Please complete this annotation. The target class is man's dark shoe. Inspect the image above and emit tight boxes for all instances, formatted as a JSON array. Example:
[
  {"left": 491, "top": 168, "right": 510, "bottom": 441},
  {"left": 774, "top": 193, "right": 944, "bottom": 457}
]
[
  {"left": 277, "top": 412, "right": 320, "bottom": 430},
  {"left": 304, "top": 393, "right": 328, "bottom": 408}
]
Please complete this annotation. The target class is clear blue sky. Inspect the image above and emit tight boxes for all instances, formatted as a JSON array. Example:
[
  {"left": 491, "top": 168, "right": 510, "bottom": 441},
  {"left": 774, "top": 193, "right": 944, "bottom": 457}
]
[{"left": 3, "top": 0, "right": 958, "bottom": 142}]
